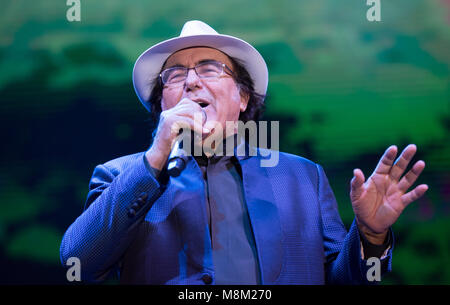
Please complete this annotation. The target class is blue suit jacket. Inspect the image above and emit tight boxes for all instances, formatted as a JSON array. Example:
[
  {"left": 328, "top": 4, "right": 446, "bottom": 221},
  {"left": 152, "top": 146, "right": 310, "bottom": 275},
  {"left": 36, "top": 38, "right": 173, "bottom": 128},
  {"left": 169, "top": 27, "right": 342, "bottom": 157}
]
[{"left": 60, "top": 147, "right": 393, "bottom": 284}]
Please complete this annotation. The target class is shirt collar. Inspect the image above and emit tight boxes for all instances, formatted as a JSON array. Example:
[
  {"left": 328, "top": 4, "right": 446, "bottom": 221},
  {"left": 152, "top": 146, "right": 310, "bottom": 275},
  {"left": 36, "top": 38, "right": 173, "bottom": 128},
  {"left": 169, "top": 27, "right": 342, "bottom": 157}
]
[{"left": 194, "top": 133, "right": 252, "bottom": 166}]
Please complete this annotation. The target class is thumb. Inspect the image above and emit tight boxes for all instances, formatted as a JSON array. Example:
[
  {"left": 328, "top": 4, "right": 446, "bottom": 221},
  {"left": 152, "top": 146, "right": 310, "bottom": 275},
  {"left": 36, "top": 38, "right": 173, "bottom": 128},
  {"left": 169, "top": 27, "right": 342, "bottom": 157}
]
[{"left": 350, "top": 168, "right": 365, "bottom": 202}]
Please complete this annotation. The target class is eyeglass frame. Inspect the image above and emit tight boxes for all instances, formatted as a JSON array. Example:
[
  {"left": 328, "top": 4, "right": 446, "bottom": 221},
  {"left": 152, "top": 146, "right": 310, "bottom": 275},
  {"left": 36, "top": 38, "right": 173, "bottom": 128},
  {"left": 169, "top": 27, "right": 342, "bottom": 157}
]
[{"left": 159, "top": 60, "right": 236, "bottom": 87}]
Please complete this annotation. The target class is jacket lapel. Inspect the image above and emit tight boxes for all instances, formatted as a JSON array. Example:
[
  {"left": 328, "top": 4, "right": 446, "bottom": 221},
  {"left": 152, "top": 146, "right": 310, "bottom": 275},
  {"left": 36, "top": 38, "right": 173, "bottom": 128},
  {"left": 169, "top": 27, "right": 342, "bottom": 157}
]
[
  {"left": 237, "top": 149, "right": 283, "bottom": 284},
  {"left": 170, "top": 159, "right": 214, "bottom": 273}
]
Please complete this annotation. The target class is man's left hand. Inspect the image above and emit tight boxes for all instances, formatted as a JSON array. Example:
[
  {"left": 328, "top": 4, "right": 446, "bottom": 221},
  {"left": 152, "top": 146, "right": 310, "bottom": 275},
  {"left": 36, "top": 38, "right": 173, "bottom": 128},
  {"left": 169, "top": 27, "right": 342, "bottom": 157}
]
[{"left": 350, "top": 144, "right": 428, "bottom": 245}]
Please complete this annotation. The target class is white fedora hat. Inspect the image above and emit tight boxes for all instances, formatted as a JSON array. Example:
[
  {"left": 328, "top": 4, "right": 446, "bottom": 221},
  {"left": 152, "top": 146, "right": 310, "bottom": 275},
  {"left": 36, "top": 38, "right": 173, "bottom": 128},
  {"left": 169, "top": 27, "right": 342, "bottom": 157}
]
[{"left": 132, "top": 20, "right": 268, "bottom": 112}]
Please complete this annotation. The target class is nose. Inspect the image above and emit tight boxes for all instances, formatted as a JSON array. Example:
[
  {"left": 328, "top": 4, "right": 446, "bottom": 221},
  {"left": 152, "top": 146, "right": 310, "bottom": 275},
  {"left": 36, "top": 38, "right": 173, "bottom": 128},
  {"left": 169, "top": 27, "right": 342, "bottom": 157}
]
[{"left": 184, "top": 68, "right": 202, "bottom": 91}]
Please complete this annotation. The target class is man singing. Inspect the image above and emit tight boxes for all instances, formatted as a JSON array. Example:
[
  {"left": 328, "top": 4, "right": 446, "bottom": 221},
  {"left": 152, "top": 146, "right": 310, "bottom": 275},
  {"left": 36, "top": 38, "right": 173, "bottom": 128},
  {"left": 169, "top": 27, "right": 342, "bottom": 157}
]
[{"left": 60, "top": 20, "right": 428, "bottom": 284}]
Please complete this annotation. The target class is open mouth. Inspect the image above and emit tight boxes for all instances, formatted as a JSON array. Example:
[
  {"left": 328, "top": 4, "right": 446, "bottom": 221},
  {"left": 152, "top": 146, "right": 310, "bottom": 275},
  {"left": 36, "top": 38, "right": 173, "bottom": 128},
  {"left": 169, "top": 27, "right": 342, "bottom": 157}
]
[{"left": 192, "top": 98, "right": 210, "bottom": 108}]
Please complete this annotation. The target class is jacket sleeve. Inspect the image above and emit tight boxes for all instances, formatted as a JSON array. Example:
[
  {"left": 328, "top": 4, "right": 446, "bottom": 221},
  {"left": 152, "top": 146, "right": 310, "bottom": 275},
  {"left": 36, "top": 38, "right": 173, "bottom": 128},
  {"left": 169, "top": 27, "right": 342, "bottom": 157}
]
[
  {"left": 316, "top": 164, "right": 393, "bottom": 284},
  {"left": 60, "top": 154, "right": 163, "bottom": 282}
]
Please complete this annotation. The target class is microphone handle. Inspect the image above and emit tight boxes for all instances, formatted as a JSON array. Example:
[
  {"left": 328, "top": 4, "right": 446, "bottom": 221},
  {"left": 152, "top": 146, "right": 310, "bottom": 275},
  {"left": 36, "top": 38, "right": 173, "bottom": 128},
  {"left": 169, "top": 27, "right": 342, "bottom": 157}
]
[
  {"left": 167, "top": 138, "right": 188, "bottom": 177},
  {"left": 167, "top": 156, "right": 188, "bottom": 177}
]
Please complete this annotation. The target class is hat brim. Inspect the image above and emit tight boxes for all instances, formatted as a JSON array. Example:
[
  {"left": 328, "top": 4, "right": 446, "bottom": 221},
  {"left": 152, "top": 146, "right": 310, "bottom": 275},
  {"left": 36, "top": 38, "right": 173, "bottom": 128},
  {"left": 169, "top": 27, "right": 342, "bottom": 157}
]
[{"left": 132, "top": 34, "right": 268, "bottom": 112}]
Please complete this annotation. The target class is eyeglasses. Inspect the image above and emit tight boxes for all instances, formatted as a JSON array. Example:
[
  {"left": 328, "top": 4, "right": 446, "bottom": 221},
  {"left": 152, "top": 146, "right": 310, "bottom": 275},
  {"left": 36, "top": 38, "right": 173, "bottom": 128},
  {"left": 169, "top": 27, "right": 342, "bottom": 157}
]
[{"left": 160, "top": 60, "right": 234, "bottom": 86}]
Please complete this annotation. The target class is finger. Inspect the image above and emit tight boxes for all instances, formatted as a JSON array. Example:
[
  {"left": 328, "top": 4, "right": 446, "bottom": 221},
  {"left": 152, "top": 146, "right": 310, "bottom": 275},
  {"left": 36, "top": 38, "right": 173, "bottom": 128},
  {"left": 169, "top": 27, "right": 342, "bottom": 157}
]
[
  {"left": 350, "top": 168, "right": 365, "bottom": 201},
  {"left": 401, "top": 184, "right": 428, "bottom": 207},
  {"left": 373, "top": 145, "right": 398, "bottom": 175},
  {"left": 203, "top": 119, "right": 221, "bottom": 138},
  {"left": 170, "top": 116, "right": 204, "bottom": 138},
  {"left": 170, "top": 118, "right": 206, "bottom": 153},
  {"left": 176, "top": 98, "right": 207, "bottom": 120},
  {"left": 177, "top": 112, "right": 209, "bottom": 134},
  {"left": 177, "top": 97, "right": 196, "bottom": 106},
  {"left": 170, "top": 118, "right": 191, "bottom": 136},
  {"left": 171, "top": 103, "right": 203, "bottom": 117},
  {"left": 171, "top": 105, "right": 208, "bottom": 132},
  {"left": 389, "top": 144, "right": 417, "bottom": 181},
  {"left": 397, "top": 160, "right": 426, "bottom": 193}
]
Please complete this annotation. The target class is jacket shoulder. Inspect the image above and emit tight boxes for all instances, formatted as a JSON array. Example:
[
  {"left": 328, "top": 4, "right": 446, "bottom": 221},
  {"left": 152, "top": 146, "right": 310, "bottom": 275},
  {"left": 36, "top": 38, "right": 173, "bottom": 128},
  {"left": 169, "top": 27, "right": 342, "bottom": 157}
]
[
  {"left": 258, "top": 149, "right": 320, "bottom": 184},
  {"left": 278, "top": 151, "right": 317, "bottom": 168},
  {"left": 101, "top": 152, "right": 146, "bottom": 174}
]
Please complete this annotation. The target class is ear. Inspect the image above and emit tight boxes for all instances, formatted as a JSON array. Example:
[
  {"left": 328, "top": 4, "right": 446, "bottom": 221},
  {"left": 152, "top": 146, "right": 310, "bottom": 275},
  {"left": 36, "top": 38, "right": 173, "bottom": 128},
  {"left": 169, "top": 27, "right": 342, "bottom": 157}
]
[{"left": 239, "top": 90, "right": 250, "bottom": 112}]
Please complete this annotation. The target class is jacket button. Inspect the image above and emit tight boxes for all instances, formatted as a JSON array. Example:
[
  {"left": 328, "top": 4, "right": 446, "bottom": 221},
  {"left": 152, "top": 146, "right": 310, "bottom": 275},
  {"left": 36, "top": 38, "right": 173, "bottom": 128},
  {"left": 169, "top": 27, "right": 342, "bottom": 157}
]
[
  {"left": 139, "top": 192, "right": 148, "bottom": 200},
  {"left": 136, "top": 198, "right": 146, "bottom": 206},
  {"left": 201, "top": 273, "right": 213, "bottom": 285},
  {"left": 131, "top": 202, "right": 140, "bottom": 210},
  {"left": 127, "top": 209, "right": 136, "bottom": 218}
]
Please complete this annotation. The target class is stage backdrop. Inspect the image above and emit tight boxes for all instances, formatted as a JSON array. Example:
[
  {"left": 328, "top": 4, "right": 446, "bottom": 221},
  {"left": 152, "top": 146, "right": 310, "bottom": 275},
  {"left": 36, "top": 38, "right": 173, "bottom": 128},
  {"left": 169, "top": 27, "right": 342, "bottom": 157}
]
[{"left": 0, "top": 0, "right": 448, "bottom": 284}]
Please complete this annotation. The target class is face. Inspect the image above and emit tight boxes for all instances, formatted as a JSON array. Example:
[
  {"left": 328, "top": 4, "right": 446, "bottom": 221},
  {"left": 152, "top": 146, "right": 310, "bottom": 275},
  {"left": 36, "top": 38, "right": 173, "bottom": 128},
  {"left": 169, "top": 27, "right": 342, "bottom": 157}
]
[{"left": 161, "top": 47, "right": 249, "bottom": 137}]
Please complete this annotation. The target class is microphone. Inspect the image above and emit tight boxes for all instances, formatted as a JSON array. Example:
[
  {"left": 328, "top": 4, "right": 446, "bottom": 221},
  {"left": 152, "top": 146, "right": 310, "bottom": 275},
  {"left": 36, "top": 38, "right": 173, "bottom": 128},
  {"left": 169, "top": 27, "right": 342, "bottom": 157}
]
[
  {"left": 167, "top": 109, "right": 207, "bottom": 177},
  {"left": 166, "top": 137, "right": 188, "bottom": 177}
]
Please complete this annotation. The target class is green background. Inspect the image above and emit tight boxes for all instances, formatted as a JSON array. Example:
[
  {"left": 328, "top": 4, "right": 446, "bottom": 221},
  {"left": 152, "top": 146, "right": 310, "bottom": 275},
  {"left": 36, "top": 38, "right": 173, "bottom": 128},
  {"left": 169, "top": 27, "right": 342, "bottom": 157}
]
[{"left": 0, "top": 0, "right": 448, "bottom": 284}]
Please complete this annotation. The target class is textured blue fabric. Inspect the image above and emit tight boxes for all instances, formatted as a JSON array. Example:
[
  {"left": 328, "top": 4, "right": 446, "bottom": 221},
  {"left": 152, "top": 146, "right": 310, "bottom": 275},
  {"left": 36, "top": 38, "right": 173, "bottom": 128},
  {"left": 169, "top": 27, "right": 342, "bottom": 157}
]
[{"left": 60, "top": 148, "right": 393, "bottom": 284}]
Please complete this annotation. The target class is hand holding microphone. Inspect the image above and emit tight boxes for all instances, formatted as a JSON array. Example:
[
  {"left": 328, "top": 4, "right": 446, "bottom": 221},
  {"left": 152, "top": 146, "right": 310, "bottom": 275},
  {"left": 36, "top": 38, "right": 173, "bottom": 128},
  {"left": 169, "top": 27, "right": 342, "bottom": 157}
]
[
  {"left": 167, "top": 107, "right": 207, "bottom": 177},
  {"left": 144, "top": 98, "right": 209, "bottom": 177}
]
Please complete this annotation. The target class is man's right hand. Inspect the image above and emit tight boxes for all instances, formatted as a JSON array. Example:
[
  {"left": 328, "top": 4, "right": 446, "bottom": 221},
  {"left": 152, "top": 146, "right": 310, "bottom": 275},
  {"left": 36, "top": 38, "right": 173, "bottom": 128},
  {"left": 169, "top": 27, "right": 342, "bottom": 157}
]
[{"left": 145, "top": 98, "right": 209, "bottom": 171}]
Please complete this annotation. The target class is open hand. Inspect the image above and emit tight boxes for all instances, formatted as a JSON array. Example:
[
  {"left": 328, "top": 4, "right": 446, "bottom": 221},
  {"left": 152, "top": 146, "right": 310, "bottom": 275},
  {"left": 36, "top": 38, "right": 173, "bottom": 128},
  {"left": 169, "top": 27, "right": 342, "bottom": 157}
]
[{"left": 350, "top": 144, "right": 428, "bottom": 243}]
